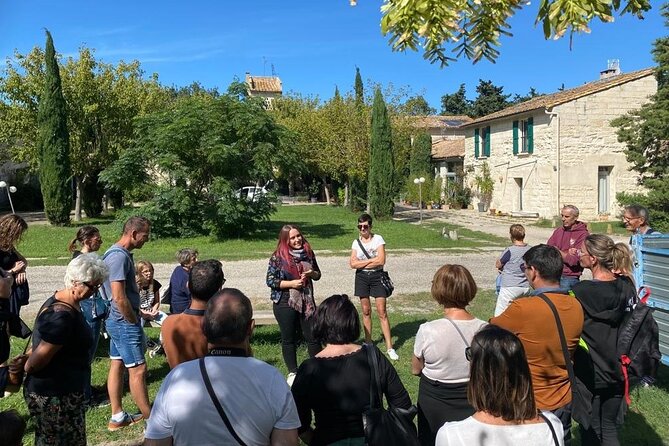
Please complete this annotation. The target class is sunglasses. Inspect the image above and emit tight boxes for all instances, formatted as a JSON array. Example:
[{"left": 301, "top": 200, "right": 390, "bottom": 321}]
[
  {"left": 357, "top": 224, "right": 370, "bottom": 230},
  {"left": 465, "top": 347, "right": 472, "bottom": 362},
  {"left": 83, "top": 281, "right": 101, "bottom": 291}
]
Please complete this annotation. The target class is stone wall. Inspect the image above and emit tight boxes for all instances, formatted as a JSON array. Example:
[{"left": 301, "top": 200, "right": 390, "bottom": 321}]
[{"left": 463, "top": 74, "right": 656, "bottom": 220}]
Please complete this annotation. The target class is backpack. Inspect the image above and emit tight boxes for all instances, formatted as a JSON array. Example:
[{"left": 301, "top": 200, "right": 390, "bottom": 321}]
[{"left": 616, "top": 285, "right": 662, "bottom": 404}]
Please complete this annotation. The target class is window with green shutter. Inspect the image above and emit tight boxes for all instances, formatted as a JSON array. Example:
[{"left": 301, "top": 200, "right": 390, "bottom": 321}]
[
  {"left": 527, "top": 117, "right": 534, "bottom": 153},
  {"left": 483, "top": 126, "right": 491, "bottom": 157},
  {"left": 513, "top": 121, "right": 519, "bottom": 155},
  {"left": 517, "top": 117, "right": 534, "bottom": 154},
  {"left": 474, "top": 128, "right": 480, "bottom": 158}
]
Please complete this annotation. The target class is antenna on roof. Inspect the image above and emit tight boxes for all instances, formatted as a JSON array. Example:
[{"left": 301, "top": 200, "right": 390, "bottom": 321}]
[
  {"left": 271, "top": 63, "right": 276, "bottom": 76},
  {"left": 263, "top": 56, "right": 267, "bottom": 76}
]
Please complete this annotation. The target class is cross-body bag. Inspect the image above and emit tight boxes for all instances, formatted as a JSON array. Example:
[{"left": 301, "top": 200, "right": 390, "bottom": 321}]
[
  {"left": 356, "top": 239, "right": 394, "bottom": 297},
  {"left": 199, "top": 357, "right": 247, "bottom": 446},
  {"left": 538, "top": 412, "right": 560, "bottom": 446},
  {"left": 537, "top": 292, "right": 593, "bottom": 430},
  {"left": 362, "top": 343, "right": 419, "bottom": 446},
  {"left": 444, "top": 317, "right": 470, "bottom": 359}
]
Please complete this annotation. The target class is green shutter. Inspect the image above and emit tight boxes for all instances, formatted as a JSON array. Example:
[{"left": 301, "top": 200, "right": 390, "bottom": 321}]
[
  {"left": 474, "top": 128, "right": 480, "bottom": 158},
  {"left": 484, "top": 126, "right": 491, "bottom": 157},
  {"left": 527, "top": 117, "right": 534, "bottom": 154},
  {"left": 512, "top": 120, "right": 519, "bottom": 155}
]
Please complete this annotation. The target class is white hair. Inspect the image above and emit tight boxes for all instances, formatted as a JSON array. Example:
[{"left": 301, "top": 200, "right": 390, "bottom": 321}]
[
  {"left": 63, "top": 253, "right": 109, "bottom": 288},
  {"left": 562, "top": 204, "right": 580, "bottom": 217}
]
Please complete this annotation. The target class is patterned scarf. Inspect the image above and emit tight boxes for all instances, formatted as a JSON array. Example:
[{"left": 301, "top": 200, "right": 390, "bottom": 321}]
[{"left": 287, "top": 249, "right": 316, "bottom": 318}]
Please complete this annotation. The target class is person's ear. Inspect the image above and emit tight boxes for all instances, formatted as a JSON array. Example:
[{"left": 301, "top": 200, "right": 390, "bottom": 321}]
[{"left": 248, "top": 319, "right": 256, "bottom": 337}]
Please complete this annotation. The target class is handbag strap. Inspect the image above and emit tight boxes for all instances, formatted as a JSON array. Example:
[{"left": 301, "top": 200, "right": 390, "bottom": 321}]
[
  {"left": 539, "top": 412, "right": 560, "bottom": 446},
  {"left": 356, "top": 239, "right": 372, "bottom": 259},
  {"left": 365, "top": 343, "right": 383, "bottom": 409},
  {"left": 444, "top": 317, "right": 470, "bottom": 348},
  {"left": 26, "top": 299, "right": 78, "bottom": 354},
  {"left": 199, "top": 358, "right": 247, "bottom": 446},
  {"left": 536, "top": 293, "right": 576, "bottom": 384}
]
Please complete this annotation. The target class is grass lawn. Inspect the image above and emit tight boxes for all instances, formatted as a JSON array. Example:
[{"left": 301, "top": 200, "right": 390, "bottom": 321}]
[
  {"left": 18, "top": 205, "right": 507, "bottom": 265},
  {"left": 534, "top": 217, "right": 630, "bottom": 236},
  {"left": 2, "top": 289, "right": 667, "bottom": 445}
]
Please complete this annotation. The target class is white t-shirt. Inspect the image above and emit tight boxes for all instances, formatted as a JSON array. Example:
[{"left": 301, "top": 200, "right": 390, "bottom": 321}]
[
  {"left": 145, "top": 356, "right": 300, "bottom": 446},
  {"left": 413, "top": 318, "right": 487, "bottom": 383},
  {"left": 351, "top": 234, "right": 386, "bottom": 267},
  {"left": 435, "top": 412, "right": 564, "bottom": 446}
]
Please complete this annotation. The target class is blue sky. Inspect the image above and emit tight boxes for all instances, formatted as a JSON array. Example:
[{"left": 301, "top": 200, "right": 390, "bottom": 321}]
[{"left": 0, "top": 1, "right": 665, "bottom": 110}]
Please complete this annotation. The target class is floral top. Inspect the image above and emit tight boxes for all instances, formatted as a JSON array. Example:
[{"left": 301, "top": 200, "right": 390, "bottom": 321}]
[{"left": 266, "top": 253, "right": 321, "bottom": 303}]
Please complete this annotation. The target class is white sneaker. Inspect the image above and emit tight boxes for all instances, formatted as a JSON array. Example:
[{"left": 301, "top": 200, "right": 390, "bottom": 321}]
[
  {"left": 387, "top": 348, "right": 399, "bottom": 361},
  {"left": 286, "top": 372, "right": 296, "bottom": 387}
]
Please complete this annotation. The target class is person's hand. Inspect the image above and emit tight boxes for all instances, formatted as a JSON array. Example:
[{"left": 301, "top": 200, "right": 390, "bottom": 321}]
[
  {"left": 301, "top": 270, "right": 317, "bottom": 280},
  {"left": 14, "top": 271, "right": 26, "bottom": 285},
  {"left": 13, "top": 261, "right": 27, "bottom": 273},
  {"left": 568, "top": 247, "right": 579, "bottom": 256},
  {"left": 290, "top": 279, "right": 303, "bottom": 289}
]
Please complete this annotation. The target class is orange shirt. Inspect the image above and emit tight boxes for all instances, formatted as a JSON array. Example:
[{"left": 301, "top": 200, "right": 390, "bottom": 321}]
[
  {"left": 161, "top": 311, "right": 208, "bottom": 369},
  {"left": 490, "top": 292, "right": 584, "bottom": 410}
]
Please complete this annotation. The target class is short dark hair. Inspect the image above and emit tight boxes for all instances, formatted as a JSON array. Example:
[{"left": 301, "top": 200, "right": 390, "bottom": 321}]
[
  {"left": 203, "top": 288, "right": 252, "bottom": 345},
  {"left": 122, "top": 216, "right": 150, "bottom": 234},
  {"left": 312, "top": 294, "right": 360, "bottom": 345},
  {"left": 523, "top": 244, "right": 562, "bottom": 283},
  {"left": 0, "top": 410, "right": 26, "bottom": 446},
  {"left": 189, "top": 259, "right": 224, "bottom": 302},
  {"left": 468, "top": 325, "right": 536, "bottom": 422},
  {"left": 509, "top": 224, "right": 525, "bottom": 241},
  {"left": 431, "top": 264, "right": 477, "bottom": 309},
  {"left": 358, "top": 213, "right": 373, "bottom": 225}
]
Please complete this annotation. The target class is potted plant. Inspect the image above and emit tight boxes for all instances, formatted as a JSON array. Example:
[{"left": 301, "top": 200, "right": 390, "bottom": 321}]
[
  {"left": 307, "top": 181, "right": 320, "bottom": 203},
  {"left": 474, "top": 162, "right": 494, "bottom": 212}
]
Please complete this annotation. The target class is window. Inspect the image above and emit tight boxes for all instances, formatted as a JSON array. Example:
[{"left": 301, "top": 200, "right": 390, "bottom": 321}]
[
  {"left": 513, "top": 118, "right": 533, "bottom": 155},
  {"left": 475, "top": 126, "right": 491, "bottom": 158}
]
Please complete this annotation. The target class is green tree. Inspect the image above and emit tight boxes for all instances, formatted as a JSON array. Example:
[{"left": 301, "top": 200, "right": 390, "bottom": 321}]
[
  {"left": 368, "top": 88, "right": 395, "bottom": 218},
  {"left": 36, "top": 30, "right": 71, "bottom": 225},
  {"left": 471, "top": 79, "right": 510, "bottom": 118},
  {"left": 440, "top": 84, "right": 471, "bottom": 115},
  {"left": 511, "top": 87, "right": 542, "bottom": 105},
  {"left": 410, "top": 132, "right": 432, "bottom": 176},
  {"left": 402, "top": 95, "right": 436, "bottom": 115},
  {"left": 377, "top": 0, "right": 650, "bottom": 66},
  {"left": 354, "top": 67, "right": 364, "bottom": 109},
  {"left": 612, "top": 5, "right": 669, "bottom": 231}
]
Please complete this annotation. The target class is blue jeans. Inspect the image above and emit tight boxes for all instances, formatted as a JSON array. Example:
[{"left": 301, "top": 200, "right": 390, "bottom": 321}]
[
  {"left": 106, "top": 315, "right": 146, "bottom": 368},
  {"left": 560, "top": 276, "right": 580, "bottom": 291},
  {"left": 80, "top": 298, "right": 102, "bottom": 401}
]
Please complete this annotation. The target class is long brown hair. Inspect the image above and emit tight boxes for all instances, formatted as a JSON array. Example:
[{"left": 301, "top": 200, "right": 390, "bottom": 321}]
[
  {"left": 0, "top": 214, "right": 28, "bottom": 251},
  {"left": 68, "top": 225, "right": 100, "bottom": 253},
  {"left": 468, "top": 325, "right": 537, "bottom": 422},
  {"left": 273, "top": 225, "right": 314, "bottom": 277}
]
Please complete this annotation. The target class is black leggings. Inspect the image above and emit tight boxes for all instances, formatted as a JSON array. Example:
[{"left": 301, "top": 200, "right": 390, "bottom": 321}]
[
  {"left": 580, "top": 388, "right": 624, "bottom": 446},
  {"left": 273, "top": 295, "right": 321, "bottom": 373}
]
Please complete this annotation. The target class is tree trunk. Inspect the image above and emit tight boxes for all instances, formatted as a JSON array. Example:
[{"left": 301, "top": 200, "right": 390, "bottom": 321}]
[
  {"left": 104, "top": 190, "right": 109, "bottom": 212},
  {"left": 344, "top": 181, "right": 350, "bottom": 207},
  {"left": 74, "top": 177, "right": 82, "bottom": 221},
  {"left": 288, "top": 179, "right": 294, "bottom": 197},
  {"left": 322, "top": 177, "right": 331, "bottom": 205}
]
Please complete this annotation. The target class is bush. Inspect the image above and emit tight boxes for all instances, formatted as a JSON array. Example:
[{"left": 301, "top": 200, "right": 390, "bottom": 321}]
[{"left": 81, "top": 175, "right": 104, "bottom": 218}]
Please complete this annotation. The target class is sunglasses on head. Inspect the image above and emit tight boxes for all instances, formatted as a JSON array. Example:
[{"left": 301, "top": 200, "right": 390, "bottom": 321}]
[
  {"left": 357, "top": 224, "right": 370, "bottom": 230},
  {"left": 83, "top": 281, "right": 101, "bottom": 291}
]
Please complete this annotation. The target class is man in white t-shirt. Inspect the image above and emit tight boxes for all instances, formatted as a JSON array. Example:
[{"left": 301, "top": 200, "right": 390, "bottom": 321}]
[{"left": 144, "top": 289, "right": 300, "bottom": 446}]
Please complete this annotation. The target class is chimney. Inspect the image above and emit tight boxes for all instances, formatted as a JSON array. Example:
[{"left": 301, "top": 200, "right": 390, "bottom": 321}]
[{"left": 600, "top": 59, "right": 621, "bottom": 80}]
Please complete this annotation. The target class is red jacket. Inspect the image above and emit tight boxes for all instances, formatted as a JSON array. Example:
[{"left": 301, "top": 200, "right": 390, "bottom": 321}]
[{"left": 547, "top": 221, "right": 589, "bottom": 278}]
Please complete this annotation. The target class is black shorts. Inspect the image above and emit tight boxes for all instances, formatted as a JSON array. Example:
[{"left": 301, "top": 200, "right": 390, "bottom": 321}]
[{"left": 354, "top": 270, "right": 388, "bottom": 298}]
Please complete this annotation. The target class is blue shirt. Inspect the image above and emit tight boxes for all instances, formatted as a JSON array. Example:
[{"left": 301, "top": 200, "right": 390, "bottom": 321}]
[
  {"left": 530, "top": 286, "right": 569, "bottom": 296},
  {"left": 102, "top": 244, "right": 140, "bottom": 320},
  {"left": 168, "top": 266, "right": 191, "bottom": 314}
]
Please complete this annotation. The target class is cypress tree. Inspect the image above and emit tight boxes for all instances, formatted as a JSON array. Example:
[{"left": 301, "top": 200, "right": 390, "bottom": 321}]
[
  {"left": 37, "top": 30, "right": 71, "bottom": 225},
  {"left": 354, "top": 67, "right": 364, "bottom": 108},
  {"left": 411, "top": 132, "right": 432, "bottom": 176},
  {"left": 368, "top": 88, "right": 394, "bottom": 218}
]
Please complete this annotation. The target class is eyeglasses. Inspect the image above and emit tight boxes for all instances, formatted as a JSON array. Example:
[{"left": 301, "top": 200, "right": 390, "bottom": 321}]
[
  {"left": 357, "top": 224, "right": 370, "bottom": 230},
  {"left": 622, "top": 215, "right": 639, "bottom": 221},
  {"left": 520, "top": 263, "right": 528, "bottom": 272},
  {"left": 221, "top": 278, "right": 227, "bottom": 286},
  {"left": 83, "top": 281, "right": 101, "bottom": 291}
]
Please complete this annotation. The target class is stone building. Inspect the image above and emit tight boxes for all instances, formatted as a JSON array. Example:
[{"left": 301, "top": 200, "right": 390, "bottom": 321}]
[
  {"left": 411, "top": 115, "right": 472, "bottom": 182},
  {"left": 461, "top": 67, "right": 656, "bottom": 220},
  {"left": 245, "top": 73, "right": 282, "bottom": 109}
]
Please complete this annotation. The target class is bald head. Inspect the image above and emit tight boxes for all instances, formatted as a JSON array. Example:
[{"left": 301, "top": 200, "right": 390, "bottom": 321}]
[{"left": 203, "top": 288, "right": 253, "bottom": 345}]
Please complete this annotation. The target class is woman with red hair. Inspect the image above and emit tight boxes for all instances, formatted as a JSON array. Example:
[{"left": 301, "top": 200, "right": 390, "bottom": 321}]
[{"left": 267, "top": 224, "right": 322, "bottom": 385}]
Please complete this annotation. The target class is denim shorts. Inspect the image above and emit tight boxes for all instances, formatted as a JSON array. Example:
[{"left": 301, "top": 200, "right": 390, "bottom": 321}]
[{"left": 106, "top": 316, "right": 146, "bottom": 367}]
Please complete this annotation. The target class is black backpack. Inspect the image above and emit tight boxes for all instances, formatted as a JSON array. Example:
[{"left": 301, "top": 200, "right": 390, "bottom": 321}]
[{"left": 616, "top": 286, "right": 661, "bottom": 403}]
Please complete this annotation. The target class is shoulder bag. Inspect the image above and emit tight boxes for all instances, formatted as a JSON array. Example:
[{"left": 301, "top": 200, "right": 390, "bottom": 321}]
[
  {"left": 537, "top": 293, "right": 593, "bottom": 431},
  {"left": 362, "top": 344, "right": 419, "bottom": 446},
  {"left": 199, "top": 357, "right": 247, "bottom": 446},
  {"left": 539, "top": 412, "right": 561, "bottom": 446},
  {"left": 356, "top": 239, "right": 394, "bottom": 297}
]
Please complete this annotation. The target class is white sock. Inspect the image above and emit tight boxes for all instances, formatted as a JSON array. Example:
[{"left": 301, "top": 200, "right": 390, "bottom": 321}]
[{"left": 111, "top": 412, "right": 126, "bottom": 422}]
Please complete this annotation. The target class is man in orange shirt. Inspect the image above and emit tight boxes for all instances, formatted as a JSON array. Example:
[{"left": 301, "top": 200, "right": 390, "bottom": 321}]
[
  {"left": 161, "top": 259, "right": 225, "bottom": 368},
  {"left": 491, "top": 244, "right": 584, "bottom": 446}
]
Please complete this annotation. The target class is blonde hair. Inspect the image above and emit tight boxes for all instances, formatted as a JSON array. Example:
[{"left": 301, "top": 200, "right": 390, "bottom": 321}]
[
  {"left": 135, "top": 260, "right": 154, "bottom": 287},
  {"left": 584, "top": 234, "right": 632, "bottom": 273}
]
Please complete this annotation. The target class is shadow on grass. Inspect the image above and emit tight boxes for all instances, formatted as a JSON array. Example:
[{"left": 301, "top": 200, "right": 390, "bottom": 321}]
[
  {"left": 393, "top": 318, "right": 428, "bottom": 351},
  {"left": 620, "top": 410, "right": 665, "bottom": 445},
  {"left": 253, "top": 221, "right": 349, "bottom": 241}
]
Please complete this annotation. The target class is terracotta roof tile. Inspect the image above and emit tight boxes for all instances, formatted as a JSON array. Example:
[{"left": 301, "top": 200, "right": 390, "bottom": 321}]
[
  {"left": 412, "top": 115, "right": 473, "bottom": 128},
  {"left": 431, "top": 139, "right": 465, "bottom": 159},
  {"left": 463, "top": 67, "right": 655, "bottom": 127},
  {"left": 245, "top": 74, "right": 282, "bottom": 94}
]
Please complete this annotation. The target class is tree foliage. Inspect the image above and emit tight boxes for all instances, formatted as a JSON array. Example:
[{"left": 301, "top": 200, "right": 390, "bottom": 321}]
[
  {"left": 101, "top": 83, "right": 295, "bottom": 238},
  {"left": 612, "top": 4, "right": 669, "bottom": 231},
  {"left": 401, "top": 95, "right": 436, "bottom": 115},
  {"left": 368, "top": 88, "right": 395, "bottom": 218},
  {"left": 378, "top": 0, "right": 650, "bottom": 66},
  {"left": 410, "top": 132, "right": 432, "bottom": 176},
  {"left": 471, "top": 79, "right": 510, "bottom": 118},
  {"left": 440, "top": 83, "right": 470, "bottom": 115},
  {"left": 354, "top": 67, "right": 364, "bottom": 109},
  {"left": 37, "top": 30, "right": 71, "bottom": 225}
]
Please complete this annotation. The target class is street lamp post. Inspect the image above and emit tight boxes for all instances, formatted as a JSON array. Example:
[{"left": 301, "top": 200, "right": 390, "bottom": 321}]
[
  {"left": 0, "top": 181, "right": 17, "bottom": 214},
  {"left": 413, "top": 177, "right": 425, "bottom": 224}
]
